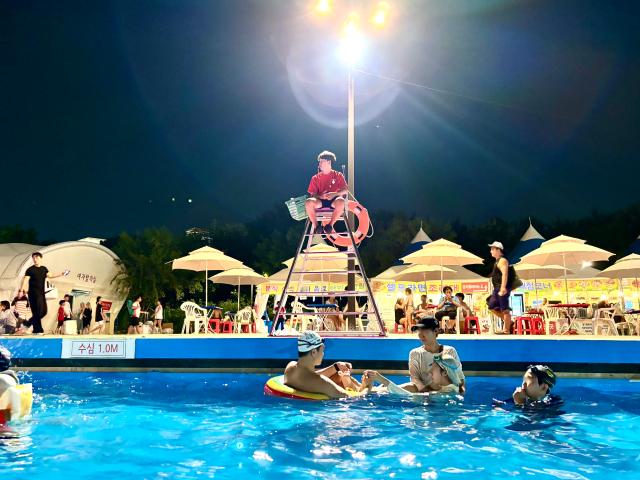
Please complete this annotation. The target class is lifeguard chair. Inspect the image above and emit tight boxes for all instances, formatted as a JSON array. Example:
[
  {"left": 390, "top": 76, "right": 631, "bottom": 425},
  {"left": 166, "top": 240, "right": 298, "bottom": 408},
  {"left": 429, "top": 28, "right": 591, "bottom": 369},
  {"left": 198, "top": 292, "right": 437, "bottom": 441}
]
[{"left": 270, "top": 194, "right": 386, "bottom": 336}]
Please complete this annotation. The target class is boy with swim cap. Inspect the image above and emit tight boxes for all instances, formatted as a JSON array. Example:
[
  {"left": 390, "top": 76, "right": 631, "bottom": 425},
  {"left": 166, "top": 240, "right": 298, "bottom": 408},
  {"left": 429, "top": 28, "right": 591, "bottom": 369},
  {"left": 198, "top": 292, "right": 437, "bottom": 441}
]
[
  {"left": 284, "top": 331, "right": 372, "bottom": 399},
  {"left": 305, "top": 150, "right": 349, "bottom": 235},
  {"left": 512, "top": 364, "right": 558, "bottom": 405}
]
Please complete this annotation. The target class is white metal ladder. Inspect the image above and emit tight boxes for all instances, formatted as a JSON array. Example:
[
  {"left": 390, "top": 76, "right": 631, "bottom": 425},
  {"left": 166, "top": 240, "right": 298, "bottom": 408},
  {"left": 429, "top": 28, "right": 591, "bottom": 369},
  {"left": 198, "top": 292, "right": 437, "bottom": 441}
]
[{"left": 270, "top": 203, "right": 386, "bottom": 336}]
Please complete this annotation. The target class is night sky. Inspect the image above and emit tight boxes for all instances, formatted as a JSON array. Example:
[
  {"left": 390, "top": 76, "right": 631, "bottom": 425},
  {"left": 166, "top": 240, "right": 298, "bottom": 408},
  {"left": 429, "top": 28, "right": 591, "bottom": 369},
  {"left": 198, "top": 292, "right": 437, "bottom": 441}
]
[{"left": 3, "top": 0, "right": 639, "bottom": 241}]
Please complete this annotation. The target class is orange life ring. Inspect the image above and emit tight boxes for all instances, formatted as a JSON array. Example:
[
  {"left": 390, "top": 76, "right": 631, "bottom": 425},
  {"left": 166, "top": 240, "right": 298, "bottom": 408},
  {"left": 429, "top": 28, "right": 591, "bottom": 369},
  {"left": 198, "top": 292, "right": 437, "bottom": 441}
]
[{"left": 322, "top": 200, "right": 370, "bottom": 248}]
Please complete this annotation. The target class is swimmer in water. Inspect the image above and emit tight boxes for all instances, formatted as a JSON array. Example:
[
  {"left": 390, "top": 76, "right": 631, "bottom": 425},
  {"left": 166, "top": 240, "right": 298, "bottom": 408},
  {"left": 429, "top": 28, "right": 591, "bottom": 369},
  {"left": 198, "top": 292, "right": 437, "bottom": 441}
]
[
  {"left": 284, "top": 331, "right": 374, "bottom": 399},
  {"left": 512, "top": 365, "right": 558, "bottom": 406}
]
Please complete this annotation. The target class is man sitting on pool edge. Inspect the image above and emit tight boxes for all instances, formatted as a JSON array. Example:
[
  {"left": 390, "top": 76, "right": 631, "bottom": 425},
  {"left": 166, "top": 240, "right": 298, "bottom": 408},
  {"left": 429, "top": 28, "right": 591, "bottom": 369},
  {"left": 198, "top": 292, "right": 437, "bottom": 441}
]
[{"left": 284, "top": 331, "right": 374, "bottom": 399}]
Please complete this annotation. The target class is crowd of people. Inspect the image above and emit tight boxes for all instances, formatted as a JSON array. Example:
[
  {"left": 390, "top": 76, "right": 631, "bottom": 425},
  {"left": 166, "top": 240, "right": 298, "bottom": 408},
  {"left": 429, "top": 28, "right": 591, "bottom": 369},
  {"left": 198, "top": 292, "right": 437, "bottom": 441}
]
[
  {"left": 125, "top": 296, "right": 164, "bottom": 335},
  {"left": 0, "top": 252, "right": 111, "bottom": 336}
]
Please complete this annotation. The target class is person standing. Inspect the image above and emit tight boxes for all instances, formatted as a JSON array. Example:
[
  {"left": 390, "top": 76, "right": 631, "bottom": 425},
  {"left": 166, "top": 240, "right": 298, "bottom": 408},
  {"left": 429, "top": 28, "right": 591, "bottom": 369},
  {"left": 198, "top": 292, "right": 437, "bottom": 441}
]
[
  {"left": 81, "top": 302, "right": 92, "bottom": 334},
  {"left": 154, "top": 300, "right": 164, "bottom": 333},
  {"left": 488, "top": 241, "right": 513, "bottom": 334},
  {"left": 402, "top": 288, "right": 415, "bottom": 330},
  {"left": 20, "top": 252, "right": 69, "bottom": 334},
  {"left": 89, "top": 296, "right": 106, "bottom": 335},
  {"left": 128, "top": 295, "right": 143, "bottom": 334},
  {"left": 63, "top": 294, "right": 72, "bottom": 322}
]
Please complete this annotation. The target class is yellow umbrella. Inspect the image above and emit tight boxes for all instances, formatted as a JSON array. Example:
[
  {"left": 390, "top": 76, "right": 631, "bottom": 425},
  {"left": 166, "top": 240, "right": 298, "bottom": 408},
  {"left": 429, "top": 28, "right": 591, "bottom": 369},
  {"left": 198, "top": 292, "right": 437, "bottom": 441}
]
[
  {"left": 520, "top": 235, "right": 613, "bottom": 303},
  {"left": 401, "top": 238, "right": 483, "bottom": 288},
  {"left": 172, "top": 246, "right": 243, "bottom": 305},
  {"left": 514, "top": 263, "right": 572, "bottom": 304},
  {"left": 209, "top": 267, "right": 268, "bottom": 311},
  {"left": 597, "top": 253, "right": 640, "bottom": 309}
]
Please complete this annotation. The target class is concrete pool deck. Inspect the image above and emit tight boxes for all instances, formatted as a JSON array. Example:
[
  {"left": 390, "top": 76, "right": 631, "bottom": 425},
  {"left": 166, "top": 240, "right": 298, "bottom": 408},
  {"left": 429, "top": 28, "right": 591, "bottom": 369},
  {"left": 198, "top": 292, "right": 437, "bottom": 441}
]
[{"left": 2, "top": 334, "right": 639, "bottom": 377}]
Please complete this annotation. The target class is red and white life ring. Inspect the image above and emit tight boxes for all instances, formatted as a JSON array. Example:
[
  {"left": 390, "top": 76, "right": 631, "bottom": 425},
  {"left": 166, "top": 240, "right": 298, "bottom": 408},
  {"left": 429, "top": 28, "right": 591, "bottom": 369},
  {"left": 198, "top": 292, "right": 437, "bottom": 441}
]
[{"left": 322, "top": 200, "right": 370, "bottom": 248}]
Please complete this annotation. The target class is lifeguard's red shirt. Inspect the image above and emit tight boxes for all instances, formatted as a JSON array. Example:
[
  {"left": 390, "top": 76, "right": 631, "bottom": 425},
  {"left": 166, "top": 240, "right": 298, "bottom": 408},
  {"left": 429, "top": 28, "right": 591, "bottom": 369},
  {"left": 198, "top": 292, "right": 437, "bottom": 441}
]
[{"left": 307, "top": 170, "right": 347, "bottom": 196}]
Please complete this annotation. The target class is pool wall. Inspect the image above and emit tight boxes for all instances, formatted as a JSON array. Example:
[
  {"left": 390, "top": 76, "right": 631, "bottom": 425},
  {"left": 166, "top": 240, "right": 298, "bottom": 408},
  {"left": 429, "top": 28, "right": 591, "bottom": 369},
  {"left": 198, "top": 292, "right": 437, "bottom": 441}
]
[{"left": 2, "top": 335, "right": 639, "bottom": 376}]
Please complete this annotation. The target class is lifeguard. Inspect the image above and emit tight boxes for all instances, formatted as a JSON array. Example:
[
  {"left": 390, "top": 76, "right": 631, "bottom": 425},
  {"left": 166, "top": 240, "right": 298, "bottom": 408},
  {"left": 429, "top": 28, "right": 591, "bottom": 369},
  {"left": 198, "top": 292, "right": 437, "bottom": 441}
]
[{"left": 305, "top": 150, "right": 349, "bottom": 235}]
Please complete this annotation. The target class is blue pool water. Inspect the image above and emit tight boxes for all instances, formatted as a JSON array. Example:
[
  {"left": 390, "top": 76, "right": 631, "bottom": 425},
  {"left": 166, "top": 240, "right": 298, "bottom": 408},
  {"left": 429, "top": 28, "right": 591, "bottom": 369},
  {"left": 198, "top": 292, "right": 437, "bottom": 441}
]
[{"left": 1, "top": 373, "right": 639, "bottom": 480}]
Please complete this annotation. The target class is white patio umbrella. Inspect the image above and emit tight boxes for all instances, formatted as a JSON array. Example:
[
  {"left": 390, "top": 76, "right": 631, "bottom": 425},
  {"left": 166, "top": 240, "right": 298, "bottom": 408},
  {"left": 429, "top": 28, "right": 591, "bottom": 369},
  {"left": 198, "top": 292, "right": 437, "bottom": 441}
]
[
  {"left": 172, "top": 246, "right": 243, "bottom": 306},
  {"left": 514, "top": 263, "right": 572, "bottom": 304},
  {"left": 401, "top": 238, "right": 484, "bottom": 288},
  {"left": 209, "top": 267, "right": 268, "bottom": 311},
  {"left": 269, "top": 267, "right": 360, "bottom": 284},
  {"left": 282, "top": 243, "right": 349, "bottom": 271},
  {"left": 597, "top": 253, "right": 640, "bottom": 309},
  {"left": 520, "top": 235, "right": 613, "bottom": 303},
  {"left": 392, "top": 264, "right": 456, "bottom": 293}
]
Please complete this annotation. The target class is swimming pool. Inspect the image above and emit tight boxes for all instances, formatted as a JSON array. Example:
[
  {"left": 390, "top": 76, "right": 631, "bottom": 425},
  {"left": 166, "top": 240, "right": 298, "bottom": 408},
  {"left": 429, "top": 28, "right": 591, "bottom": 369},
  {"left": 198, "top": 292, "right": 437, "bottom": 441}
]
[{"left": 2, "top": 373, "right": 639, "bottom": 479}]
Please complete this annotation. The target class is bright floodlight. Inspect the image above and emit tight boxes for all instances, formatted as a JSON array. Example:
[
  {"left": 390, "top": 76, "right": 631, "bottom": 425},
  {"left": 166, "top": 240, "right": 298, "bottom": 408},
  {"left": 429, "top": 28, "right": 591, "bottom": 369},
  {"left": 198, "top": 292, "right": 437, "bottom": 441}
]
[
  {"left": 338, "top": 32, "right": 365, "bottom": 67},
  {"left": 372, "top": 2, "right": 389, "bottom": 27},
  {"left": 315, "top": 0, "right": 331, "bottom": 15}
]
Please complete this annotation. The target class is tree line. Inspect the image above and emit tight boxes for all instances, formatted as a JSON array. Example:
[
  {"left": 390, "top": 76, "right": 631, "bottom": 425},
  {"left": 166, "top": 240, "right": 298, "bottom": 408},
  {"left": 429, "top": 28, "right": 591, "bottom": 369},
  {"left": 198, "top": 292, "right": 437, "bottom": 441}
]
[{"left": 2, "top": 201, "right": 639, "bottom": 310}]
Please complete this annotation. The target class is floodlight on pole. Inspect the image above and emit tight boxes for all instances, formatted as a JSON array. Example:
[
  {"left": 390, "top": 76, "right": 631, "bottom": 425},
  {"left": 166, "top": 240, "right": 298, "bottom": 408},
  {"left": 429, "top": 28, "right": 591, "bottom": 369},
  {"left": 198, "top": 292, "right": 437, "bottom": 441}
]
[
  {"left": 371, "top": 2, "right": 389, "bottom": 27},
  {"left": 315, "top": 0, "right": 331, "bottom": 15},
  {"left": 338, "top": 33, "right": 365, "bottom": 67}
]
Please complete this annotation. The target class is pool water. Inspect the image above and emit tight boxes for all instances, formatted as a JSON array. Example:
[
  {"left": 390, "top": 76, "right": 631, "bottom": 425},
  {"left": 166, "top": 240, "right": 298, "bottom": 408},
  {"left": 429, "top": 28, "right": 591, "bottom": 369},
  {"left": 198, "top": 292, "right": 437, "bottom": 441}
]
[{"left": 1, "top": 372, "right": 639, "bottom": 479}]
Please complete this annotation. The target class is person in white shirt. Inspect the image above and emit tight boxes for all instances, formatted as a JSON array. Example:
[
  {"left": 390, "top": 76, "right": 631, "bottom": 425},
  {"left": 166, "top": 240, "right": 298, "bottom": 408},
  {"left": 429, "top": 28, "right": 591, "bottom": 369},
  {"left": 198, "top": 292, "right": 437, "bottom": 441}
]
[
  {"left": 404, "top": 316, "right": 465, "bottom": 394},
  {"left": 0, "top": 301, "right": 19, "bottom": 334},
  {"left": 154, "top": 300, "right": 164, "bottom": 333},
  {"left": 128, "top": 296, "right": 143, "bottom": 335},
  {"left": 63, "top": 294, "right": 72, "bottom": 321}
]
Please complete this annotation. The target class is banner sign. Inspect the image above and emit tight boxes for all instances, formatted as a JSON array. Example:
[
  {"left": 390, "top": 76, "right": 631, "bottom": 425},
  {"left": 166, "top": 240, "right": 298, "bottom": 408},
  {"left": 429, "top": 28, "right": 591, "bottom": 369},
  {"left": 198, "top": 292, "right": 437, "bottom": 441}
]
[{"left": 61, "top": 339, "right": 135, "bottom": 359}]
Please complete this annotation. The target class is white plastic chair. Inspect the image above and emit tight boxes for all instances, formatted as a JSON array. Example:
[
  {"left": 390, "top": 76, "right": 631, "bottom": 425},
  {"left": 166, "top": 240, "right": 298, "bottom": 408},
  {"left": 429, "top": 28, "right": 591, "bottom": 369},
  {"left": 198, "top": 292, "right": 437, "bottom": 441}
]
[
  {"left": 180, "top": 301, "right": 207, "bottom": 334},
  {"left": 593, "top": 308, "right": 618, "bottom": 336},
  {"left": 543, "top": 307, "right": 569, "bottom": 335},
  {"left": 234, "top": 307, "right": 256, "bottom": 333},
  {"left": 291, "top": 301, "right": 317, "bottom": 331}
]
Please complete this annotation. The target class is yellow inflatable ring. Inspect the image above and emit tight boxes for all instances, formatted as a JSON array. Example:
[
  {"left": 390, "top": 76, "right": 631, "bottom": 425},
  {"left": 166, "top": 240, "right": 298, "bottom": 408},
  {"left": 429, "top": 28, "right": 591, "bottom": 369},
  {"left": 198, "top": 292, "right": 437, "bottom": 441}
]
[
  {"left": 0, "top": 383, "right": 33, "bottom": 424},
  {"left": 264, "top": 375, "right": 364, "bottom": 401}
]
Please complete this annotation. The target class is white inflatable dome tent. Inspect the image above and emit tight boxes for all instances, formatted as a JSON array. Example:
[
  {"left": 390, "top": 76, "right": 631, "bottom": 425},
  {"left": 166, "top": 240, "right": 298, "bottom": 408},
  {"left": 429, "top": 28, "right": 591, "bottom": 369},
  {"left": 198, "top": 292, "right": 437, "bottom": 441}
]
[{"left": 0, "top": 241, "right": 125, "bottom": 334}]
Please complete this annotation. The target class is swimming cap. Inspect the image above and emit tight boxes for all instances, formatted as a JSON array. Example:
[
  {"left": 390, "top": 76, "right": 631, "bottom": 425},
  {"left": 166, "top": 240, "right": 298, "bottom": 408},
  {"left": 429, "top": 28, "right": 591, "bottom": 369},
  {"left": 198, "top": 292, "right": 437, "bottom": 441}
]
[
  {"left": 527, "top": 364, "right": 556, "bottom": 388},
  {"left": 298, "top": 331, "right": 323, "bottom": 353}
]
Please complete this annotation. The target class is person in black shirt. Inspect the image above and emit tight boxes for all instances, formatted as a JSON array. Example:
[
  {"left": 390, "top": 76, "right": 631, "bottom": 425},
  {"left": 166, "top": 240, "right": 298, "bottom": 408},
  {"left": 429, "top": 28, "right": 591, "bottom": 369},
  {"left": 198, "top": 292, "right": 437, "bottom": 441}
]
[
  {"left": 20, "top": 252, "right": 69, "bottom": 334},
  {"left": 89, "top": 296, "right": 106, "bottom": 334},
  {"left": 487, "top": 241, "right": 513, "bottom": 334}
]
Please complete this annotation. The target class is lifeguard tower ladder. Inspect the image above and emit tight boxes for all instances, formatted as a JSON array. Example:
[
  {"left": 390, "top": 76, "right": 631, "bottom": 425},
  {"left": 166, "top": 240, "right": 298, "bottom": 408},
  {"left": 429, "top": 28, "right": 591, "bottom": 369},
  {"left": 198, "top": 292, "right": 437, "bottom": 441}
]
[{"left": 270, "top": 195, "right": 386, "bottom": 336}]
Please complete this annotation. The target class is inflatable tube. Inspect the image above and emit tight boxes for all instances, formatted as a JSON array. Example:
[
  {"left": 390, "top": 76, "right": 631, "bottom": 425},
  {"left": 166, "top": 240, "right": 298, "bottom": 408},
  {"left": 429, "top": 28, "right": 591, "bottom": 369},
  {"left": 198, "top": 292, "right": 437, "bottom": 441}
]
[
  {"left": 0, "top": 383, "right": 33, "bottom": 423},
  {"left": 322, "top": 200, "right": 370, "bottom": 248},
  {"left": 264, "top": 375, "right": 365, "bottom": 401}
]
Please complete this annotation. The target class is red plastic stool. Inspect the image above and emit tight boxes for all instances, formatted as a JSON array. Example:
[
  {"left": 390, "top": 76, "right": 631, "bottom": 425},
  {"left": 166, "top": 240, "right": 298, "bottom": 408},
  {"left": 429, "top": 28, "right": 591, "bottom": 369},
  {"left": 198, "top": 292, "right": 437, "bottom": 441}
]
[
  {"left": 394, "top": 323, "right": 406, "bottom": 333},
  {"left": 221, "top": 320, "right": 234, "bottom": 334},
  {"left": 515, "top": 316, "right": 528, "bottom": 335},
  {"left": 239, "top": 323, "right": 258, "bottom": 334},
  {"left": 530, "top": 316, "right": 545, "bottom": 335},
  {"left": 208, "top": 318, "right": 221, "bottom": 333},
  {"left": 515, "top": 316, "right": 541, "bottom": 335},
  {"left": 464, "top": 316, "right": 481, "bottom": 334}
]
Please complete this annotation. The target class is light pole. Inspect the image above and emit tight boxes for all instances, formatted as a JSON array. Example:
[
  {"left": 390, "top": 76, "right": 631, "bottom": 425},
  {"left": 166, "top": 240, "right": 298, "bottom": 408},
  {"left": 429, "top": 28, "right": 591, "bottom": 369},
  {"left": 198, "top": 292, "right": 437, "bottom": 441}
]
[
  {"left": 337, "top": 4, "right": 389, "bottom": 327},
  {"left": 315, "top": 1, "right": 390, "bottom": 328}
]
